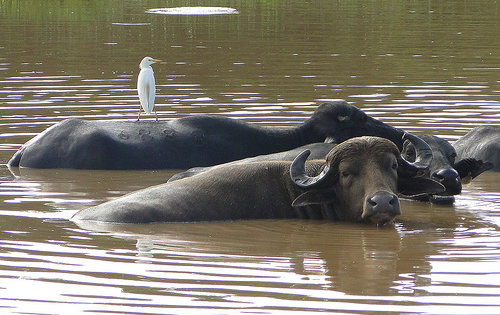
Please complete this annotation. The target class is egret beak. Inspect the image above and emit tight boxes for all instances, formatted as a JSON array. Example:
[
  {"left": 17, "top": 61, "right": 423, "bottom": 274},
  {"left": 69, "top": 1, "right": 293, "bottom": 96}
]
[{"left": 152, "top": 59, "right": 163, "bottom": 63}]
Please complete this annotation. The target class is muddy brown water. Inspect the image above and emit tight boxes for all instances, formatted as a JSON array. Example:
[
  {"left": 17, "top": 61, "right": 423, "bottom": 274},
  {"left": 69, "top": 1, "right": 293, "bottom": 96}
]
[{"left": 0, "top": 1, "right": 499, "bottom": 314}]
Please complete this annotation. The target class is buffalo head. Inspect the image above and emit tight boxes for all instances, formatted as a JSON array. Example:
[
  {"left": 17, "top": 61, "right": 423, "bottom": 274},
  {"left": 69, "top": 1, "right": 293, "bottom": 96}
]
[
  {"left": 290, "top": 135, "right": 444, "bottom": 225},
  {"left": 402, "top": 134, "right": 492, "bottom": 203}
]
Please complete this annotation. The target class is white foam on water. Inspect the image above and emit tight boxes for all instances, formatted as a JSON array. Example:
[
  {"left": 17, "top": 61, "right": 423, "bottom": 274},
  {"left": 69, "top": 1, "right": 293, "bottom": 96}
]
[{"left": 146, "top": 7, "right": 239, "bottom": 15}]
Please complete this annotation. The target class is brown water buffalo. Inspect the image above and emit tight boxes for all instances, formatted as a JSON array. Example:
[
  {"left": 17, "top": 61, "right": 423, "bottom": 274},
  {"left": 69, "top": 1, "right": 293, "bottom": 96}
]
[
  {"left": 8, "top": 101, "right": 407, "bottom": 170},
  {"left": 71, "top": 135, "right": 444, "bottom": 225}
]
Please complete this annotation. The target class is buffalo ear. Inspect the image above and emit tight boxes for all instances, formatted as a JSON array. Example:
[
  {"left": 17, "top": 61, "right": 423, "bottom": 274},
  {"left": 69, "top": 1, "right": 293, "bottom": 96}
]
[
  {"left": 292, "top": 188, "right": 337, "bottom": 207},
  {"left": 453, "top": 158, "right": 493, "bottom": 184},
  {"left": 398, "top": 177, "right": 445, "bottom": 197}
]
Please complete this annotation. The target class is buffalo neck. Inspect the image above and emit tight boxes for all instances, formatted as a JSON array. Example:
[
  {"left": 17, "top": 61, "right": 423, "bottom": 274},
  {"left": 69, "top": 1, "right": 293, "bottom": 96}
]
[{"left": 289, "top": 119, "right": 328, "bottom": 144}]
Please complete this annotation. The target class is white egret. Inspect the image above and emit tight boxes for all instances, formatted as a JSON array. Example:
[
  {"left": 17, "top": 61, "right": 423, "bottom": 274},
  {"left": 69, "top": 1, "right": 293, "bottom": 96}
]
[{"left": 137, "top": 56, "right": 162, "bottom": 121}]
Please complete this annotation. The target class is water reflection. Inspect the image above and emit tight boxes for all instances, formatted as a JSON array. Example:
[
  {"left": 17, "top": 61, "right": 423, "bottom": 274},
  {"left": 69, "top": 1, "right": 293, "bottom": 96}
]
[
  {"left": 69, "top": 220, "right": 413, "bottom": 295},
  {"left": 61, "top": 214, "right": 499, "bottom": 313}
]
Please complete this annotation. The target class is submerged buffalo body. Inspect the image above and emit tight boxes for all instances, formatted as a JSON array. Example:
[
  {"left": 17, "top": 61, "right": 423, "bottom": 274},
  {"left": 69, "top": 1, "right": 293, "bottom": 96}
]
[
  {"left": 72, "top": 136, "right": 444, "bottom": 225},
  {"left": 453, "top": 126, "right": 499, "bottom": 172},
  {"left": 8, "top": 101, "right": 406, "bottom": 170}
]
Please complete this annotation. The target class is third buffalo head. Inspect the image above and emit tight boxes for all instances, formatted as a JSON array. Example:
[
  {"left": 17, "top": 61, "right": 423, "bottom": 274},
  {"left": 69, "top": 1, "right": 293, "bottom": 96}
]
[
  {"left": 289, "top": 135, "right": 444, "bottom": 225},
  {"left": 401, "top": 134, "right": 492, "bottom": 203}
]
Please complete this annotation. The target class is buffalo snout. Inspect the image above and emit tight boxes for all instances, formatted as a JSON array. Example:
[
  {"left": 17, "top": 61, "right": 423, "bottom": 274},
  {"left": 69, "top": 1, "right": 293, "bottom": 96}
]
[
  {"left": 431, "top": 168, "right": 461, "bottom": 195},
  {"left": 363, "top": 191, "right": 401, "bottom": 225}
]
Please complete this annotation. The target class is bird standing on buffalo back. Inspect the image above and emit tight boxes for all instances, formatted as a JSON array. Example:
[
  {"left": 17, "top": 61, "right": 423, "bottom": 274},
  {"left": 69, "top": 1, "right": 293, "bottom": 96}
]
[{"left": 137, "top": 56, "right": 162, "bottom": 121}]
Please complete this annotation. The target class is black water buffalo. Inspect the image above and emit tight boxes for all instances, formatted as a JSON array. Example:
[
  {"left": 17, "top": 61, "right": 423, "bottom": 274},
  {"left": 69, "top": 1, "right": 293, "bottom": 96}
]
[
  {"left": 8, "top": 101, "right": 407, "bottom": 170},
  {"left": 402, "top": 134, "right": 493, "bottom": 203},
  {"left": 71, "top": 135, "right": 444, "bottom": 225},
  {"left": 453, "top": 126, "right": 499, "bottom": 172}
]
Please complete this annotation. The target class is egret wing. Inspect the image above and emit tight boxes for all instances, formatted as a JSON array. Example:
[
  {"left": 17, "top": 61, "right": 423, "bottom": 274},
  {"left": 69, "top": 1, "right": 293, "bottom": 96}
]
[{"left": 137, "top": 69, "right": 156, "bottom": 114}]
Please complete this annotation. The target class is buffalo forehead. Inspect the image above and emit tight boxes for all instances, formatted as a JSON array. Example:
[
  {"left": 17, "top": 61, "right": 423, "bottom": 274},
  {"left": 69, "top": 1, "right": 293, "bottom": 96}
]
[{"left": 337, "top": 151, "right": 396, "bottom": 172}]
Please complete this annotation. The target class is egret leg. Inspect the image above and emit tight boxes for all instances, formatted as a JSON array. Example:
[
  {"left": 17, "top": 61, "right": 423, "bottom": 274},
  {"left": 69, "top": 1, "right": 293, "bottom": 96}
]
[
  {"left": 137, "top": 107, "right": 142, "bottom": 121},
  {"left": 154, "top": 109, "right": 158, "bottom": 121}
]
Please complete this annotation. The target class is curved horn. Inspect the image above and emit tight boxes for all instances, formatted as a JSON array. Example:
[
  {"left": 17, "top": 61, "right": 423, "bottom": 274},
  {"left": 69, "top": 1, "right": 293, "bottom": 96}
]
[
  {"left": 290, "top": 150, "right": 332, "bottom": 189},
  {"left": 398, "top": 133, "right": 433, "bottom": 176}
]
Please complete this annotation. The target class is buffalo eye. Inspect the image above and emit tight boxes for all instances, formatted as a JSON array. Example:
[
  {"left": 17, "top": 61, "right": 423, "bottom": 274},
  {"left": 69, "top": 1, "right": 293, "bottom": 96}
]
[
  {"left": 392, "top": 161, "right": 398, "bottom": 170},
  {"left": 337, "top": 115, "right": 349, "bottom": 122},
  {"left": 341, "top": 171, "right": 350, "bottom": 178}
]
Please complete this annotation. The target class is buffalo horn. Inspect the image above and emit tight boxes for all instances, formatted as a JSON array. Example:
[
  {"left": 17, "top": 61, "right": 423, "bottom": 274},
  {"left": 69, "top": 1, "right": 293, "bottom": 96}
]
[
  {"left": 398, "top": 133, "right": 433, "bottom": 176},
  {"left": 291, "top": 133, "right": 433, "bottom": 189},
  {"left": 290, "top": 149, "right": 332, "bottom": 189}
]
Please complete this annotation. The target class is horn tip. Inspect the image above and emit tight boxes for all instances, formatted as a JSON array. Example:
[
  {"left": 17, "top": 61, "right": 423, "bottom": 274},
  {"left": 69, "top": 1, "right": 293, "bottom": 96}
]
[
  {"left": 290, "top": 150, "right": 313, "bottom": 185},
  {"left": 292, "top": 149, "right": 312, "bottom": 163}
]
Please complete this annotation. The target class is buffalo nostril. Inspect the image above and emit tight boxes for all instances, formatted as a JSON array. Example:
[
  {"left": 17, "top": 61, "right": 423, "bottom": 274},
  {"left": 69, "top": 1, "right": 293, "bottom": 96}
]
[{"left": 368, "top": 192, "right": 397, "bottom": 208}]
